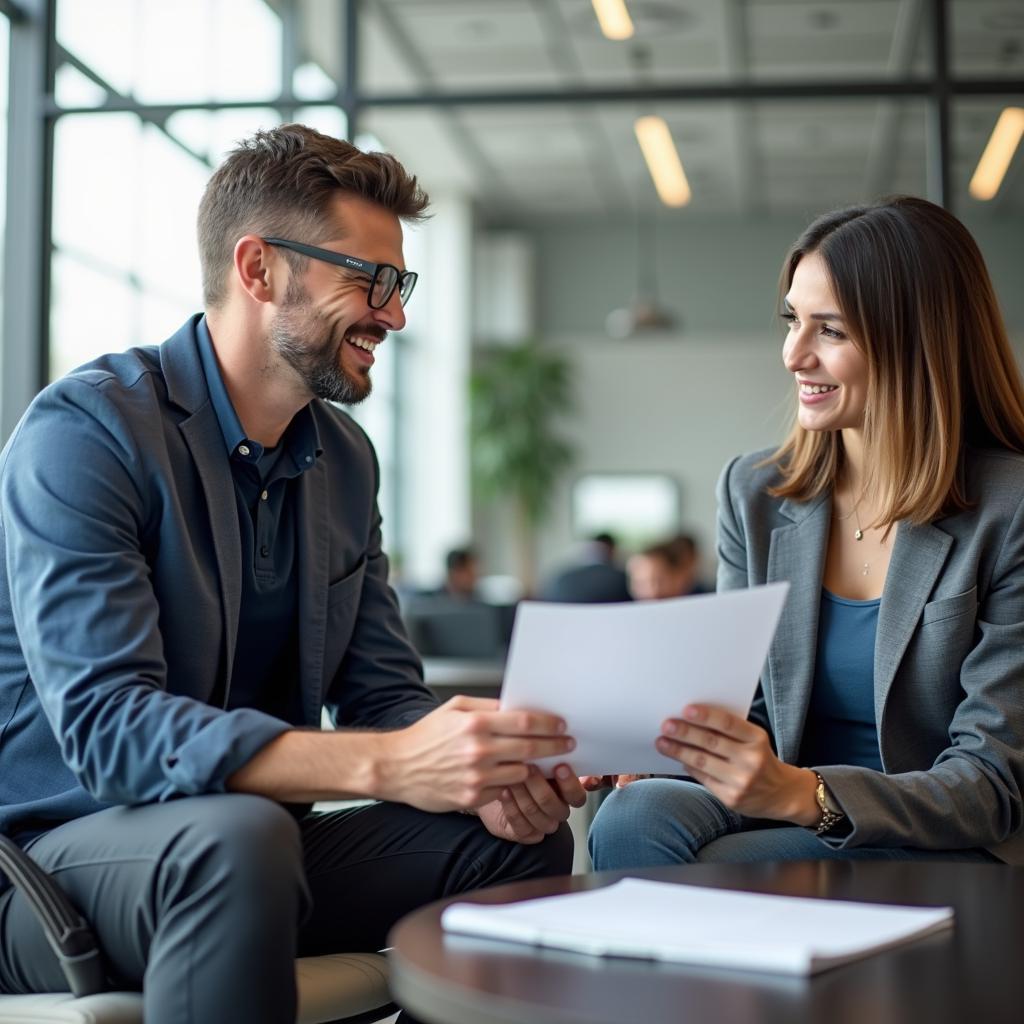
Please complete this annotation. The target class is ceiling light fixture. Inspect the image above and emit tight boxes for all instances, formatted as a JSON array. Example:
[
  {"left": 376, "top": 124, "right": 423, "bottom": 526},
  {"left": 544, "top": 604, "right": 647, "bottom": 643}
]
[
  {"left": 634, "top": 115, "right": 692, "bottom": 208},
  {"left": 592, "top": 0, "right": 634, "bottom": 41},
  {"left": 605, "top": 206, "right": 678, "bottom": 339},
  {"left": 969, "top": 107, "right": 1024, "bottom": 201}
]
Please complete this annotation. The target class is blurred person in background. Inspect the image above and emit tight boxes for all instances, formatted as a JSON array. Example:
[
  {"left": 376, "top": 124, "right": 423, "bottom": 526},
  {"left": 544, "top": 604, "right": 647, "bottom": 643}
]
[
  {"left": 540, "top": 531, "right": 631, "bottom": 603},
  {"left": 627, "top": 534, "right": 707, "bottom": 600},
  {"left": 437, "top": 545, "right": 481, "bottom": 600}
]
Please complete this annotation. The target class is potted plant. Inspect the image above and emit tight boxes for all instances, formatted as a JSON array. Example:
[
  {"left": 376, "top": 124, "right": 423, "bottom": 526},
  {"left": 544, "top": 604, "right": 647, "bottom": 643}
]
[{"left": 470, "top": 342, "right": 576, "bottom": 592}]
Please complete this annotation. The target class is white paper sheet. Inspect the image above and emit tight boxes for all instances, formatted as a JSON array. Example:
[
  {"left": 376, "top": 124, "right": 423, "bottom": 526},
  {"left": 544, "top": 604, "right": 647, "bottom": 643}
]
[
  {"left": 500, "top": 583, "right": 789, "bottom": 776},
  {"left": 441, "top": 878, "right": 954, "bottom": 975}
]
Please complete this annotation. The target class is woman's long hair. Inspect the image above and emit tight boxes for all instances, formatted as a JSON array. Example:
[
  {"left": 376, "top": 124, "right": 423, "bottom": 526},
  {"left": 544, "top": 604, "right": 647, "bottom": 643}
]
[{"left": 768, "top": 195, "right": 1024, "bottom": 526}]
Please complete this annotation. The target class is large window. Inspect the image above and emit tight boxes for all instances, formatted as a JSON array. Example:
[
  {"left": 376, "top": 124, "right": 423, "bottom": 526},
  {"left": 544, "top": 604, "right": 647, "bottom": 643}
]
[
  {"left": 51, "top": 0, "right": 287, "bottom": 373},
  {"left": 50, "top": 109, "right": 278, "bottom": 376},
  {"left": 56, "top": 0, "right": 282, "bottom": 104},
  {"left": 47, "top": 0, "right": 404, "bottom": 547}
]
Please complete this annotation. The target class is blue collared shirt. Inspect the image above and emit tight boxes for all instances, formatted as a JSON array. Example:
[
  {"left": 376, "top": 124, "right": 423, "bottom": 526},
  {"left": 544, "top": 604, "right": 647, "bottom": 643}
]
[{"left": 196, "top": 318, "right": 321, "bottom": 721}]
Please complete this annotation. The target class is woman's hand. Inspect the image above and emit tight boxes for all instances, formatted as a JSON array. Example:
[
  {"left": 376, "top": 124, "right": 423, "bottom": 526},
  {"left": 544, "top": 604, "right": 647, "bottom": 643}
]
[{"left": 656, "top": 704, "right": 819, "bottom": 825}]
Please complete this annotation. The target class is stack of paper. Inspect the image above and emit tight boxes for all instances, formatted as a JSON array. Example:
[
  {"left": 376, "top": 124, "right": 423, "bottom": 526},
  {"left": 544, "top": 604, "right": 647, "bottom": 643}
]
[{"left": 441, "top": 878, "right": 953, "bottom": 975}]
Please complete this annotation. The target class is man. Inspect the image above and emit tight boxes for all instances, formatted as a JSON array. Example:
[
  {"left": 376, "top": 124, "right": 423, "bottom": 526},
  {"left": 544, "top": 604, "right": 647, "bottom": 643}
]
[
  {"left": 440, "top": 546, "right": 480, "bottom": 600},
  {"left": 539, "top": 532, "right": 631, "bottom": 603},
  {"left": 627, "top": 534, "right": 707, "bottom": 601},
  {"left": 403, "top": 546, "right": 506, "bottom": 659},
  {"left": 0, "top": 125, "right": 582, "bottom": 1022}
]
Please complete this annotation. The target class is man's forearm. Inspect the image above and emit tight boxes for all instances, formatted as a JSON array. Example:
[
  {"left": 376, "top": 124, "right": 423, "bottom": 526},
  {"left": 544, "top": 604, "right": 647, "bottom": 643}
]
[{"left": 226, "top": 729, "right": 386, "bottom": 802}]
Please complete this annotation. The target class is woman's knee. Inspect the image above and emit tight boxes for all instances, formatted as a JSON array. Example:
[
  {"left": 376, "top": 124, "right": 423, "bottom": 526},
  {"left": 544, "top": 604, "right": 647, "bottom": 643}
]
[{"left": 588, "top": 780, "right": 737, "bottom": 869}]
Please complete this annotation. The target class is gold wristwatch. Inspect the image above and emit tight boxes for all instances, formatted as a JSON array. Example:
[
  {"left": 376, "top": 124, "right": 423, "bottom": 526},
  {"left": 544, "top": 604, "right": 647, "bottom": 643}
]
[{"left": 813, "top": 772, "right": 845, "bottom": 835}]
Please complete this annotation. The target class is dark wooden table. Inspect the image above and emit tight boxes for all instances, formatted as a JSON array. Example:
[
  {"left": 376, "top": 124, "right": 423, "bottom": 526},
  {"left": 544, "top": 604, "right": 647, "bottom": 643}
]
[{"left": 388, "top": 861, "right": 1024, "bottom": 1024}]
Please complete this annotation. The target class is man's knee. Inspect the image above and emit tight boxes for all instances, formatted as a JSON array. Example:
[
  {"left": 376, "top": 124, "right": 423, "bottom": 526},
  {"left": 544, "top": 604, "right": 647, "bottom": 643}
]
[
  {"left": 529, "top": 820, "right": 574, "bottom": 877},
  {"left": 164, "top": 794, "right": 305, "bottom": 896}
]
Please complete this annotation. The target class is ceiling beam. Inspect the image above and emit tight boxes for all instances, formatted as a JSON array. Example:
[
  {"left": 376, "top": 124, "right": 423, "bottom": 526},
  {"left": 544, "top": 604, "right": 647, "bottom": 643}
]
[{"left": 47, "top": 76, "right": 1024, "bottom": 119}]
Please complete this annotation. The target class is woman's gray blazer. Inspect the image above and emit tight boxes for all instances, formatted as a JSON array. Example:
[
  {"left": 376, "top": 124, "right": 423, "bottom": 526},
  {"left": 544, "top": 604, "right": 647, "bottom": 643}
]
[{"left": 718, "top": 447, "right": 1024, "bottom": 864}]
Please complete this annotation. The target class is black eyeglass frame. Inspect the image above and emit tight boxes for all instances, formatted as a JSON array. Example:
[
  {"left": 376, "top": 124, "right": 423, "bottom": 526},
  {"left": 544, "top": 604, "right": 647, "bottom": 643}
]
[{"left": 263, "top": 237, "right": 418, "bottom": 309}]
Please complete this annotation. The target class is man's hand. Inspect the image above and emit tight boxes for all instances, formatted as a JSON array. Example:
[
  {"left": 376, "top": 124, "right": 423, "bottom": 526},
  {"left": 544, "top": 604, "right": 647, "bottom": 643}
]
[
  {"left": 477, "top": 764, "right": 587, "bottom": 844},
  {"left": 373, "top": 695, "right": 576, "bottom": 813},
  {"left": 655, "top": 704, "right": 819, "bottom": 824}
]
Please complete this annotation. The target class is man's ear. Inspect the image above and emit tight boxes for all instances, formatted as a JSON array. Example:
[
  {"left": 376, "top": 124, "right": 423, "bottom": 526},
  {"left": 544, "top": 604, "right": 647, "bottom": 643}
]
[{"left": 233, "top": 235, "right": 282, "bottom": 303}]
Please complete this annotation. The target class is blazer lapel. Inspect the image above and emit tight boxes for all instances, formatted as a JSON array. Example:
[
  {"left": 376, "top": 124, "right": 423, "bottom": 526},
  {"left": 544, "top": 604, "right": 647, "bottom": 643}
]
[
  {"left": 178, "top": 407, "right": 242, "bottom": 704},
  {"left": 295, "top": 457, "right": 330, "bottom": 725},
  {"left": 161, "top": 319, "right": 243, "bottom": 704},
  {"left": 766, "top": 493, "right": 831, "bottom": 763},
  {"left": 874, "top": 520, "right": 953, "bottom": 721}
]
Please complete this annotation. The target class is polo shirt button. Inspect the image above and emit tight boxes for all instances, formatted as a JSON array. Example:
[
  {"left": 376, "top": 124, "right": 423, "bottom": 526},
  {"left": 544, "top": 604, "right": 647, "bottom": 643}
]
[
  {"left": 238, "top": 444, "right": 250, "bottom": 457},
  {"left": 261, "top": 490, "right": 269, "bottom": 501},
  {"left": 260, "top": 545, "right": 269, "bottom": 557}
]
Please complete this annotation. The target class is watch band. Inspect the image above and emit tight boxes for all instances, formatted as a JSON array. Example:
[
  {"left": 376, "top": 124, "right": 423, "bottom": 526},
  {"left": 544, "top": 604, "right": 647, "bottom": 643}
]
[{"left": 813, "top": 771, "right": 845, "bottom": 836}]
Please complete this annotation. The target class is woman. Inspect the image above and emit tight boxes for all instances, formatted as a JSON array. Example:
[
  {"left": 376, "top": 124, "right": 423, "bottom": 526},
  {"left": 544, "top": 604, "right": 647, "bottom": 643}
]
[{"left": 589, "top": 195, "right": 1024, "bottom": 867}]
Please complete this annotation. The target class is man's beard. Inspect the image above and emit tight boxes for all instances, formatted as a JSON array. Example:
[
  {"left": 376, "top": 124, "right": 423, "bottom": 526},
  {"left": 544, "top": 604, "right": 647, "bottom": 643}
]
[{"left": 269, "top": 279, "right": 375, "bottom": 405}]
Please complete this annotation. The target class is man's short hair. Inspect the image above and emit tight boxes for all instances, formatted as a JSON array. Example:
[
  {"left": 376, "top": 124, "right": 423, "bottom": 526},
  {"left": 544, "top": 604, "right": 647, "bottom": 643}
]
[
  {"left": 197, "top": 123, "right": 430, "bottom": 308},
  {"left": 640, "top": 534, "right": 697, "bottom": 569},
  {"left": 445, "top": 547, "right": 477, "bottom": 574}
]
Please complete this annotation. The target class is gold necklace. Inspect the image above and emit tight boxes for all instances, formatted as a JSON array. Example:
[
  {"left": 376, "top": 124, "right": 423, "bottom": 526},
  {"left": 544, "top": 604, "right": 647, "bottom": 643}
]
[
  {"left": 851, "top": 504, "right": 865, "bottom": 543},
  {"left": 837, "top": 499, "right": 870, "bottom": 575}
]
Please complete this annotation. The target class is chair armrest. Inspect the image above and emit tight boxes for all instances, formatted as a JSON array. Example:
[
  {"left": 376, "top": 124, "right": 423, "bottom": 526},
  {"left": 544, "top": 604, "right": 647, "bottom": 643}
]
[{"left": 0, "top": 835, "right": 106, "bottom": 997}]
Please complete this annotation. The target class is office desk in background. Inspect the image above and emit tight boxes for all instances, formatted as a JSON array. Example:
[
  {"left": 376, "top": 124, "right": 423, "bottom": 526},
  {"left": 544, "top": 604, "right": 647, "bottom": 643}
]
[{"left": 388, "top": 860, "right": 1024, "bottom": 1024}]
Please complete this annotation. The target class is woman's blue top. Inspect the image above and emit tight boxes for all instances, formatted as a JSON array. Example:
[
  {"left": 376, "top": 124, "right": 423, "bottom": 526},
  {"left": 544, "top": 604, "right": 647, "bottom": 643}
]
[{"left": 797, "top": 589, "right": 884, "bottom": 771}]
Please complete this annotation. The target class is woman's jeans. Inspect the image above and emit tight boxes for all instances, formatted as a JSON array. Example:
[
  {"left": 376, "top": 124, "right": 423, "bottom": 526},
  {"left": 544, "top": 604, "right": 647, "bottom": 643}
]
[{"left": 588, "top": 779, "right": 996, "bottom": 869}]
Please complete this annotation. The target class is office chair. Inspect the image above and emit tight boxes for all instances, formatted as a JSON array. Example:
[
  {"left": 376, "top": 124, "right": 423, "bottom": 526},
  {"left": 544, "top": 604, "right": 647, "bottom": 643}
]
[
  {"left": 403, "top": 596, "right": 505, "bottom": 659},
  {"left": 0, "top": 836, "right": 396, "bottom": 1024}
]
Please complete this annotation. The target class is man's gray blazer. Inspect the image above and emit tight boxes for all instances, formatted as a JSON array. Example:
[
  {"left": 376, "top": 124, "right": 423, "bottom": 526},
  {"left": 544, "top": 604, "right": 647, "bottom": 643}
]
[
  {"left": 718, "top": 448, "right": 1024, "bottom": 864},
  {"left": 0, "top": 316, "right": 437, "bottom": 845}
]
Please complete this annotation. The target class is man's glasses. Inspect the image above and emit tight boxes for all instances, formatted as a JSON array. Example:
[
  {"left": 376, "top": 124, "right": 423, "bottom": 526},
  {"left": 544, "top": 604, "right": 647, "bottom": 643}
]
[{"left": 264, "top": 238, "right": 418, "bottom": 309}]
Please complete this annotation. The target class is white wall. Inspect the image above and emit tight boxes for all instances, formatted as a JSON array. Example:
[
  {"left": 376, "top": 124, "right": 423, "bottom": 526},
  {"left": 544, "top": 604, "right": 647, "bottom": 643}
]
[{"left": 536, "top": 332, "right": 792, "bottom": 581}]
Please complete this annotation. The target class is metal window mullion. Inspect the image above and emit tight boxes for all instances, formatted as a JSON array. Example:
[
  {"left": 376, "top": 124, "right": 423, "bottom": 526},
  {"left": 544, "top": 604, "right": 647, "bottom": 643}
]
[
  {"left": 341, "top": 0, "right": 360, "bottom": 139},
  {"left": 44, "top": 77, "right": 1024, "bottom": 121},
  {"left": 0, "top": 1, "right": 26, "bottom": 23},
  {"left": 2, "top": 0, "right": 54, "bottom": 440},
  {"left": 277, "top": 0, "right": 299, "bottom": 125},
  {"left": 926, "top": 0, "right": 952, "bottom": 209},
  {"left": 55, "top": 45, "right": 212, "bottom": 169}
]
